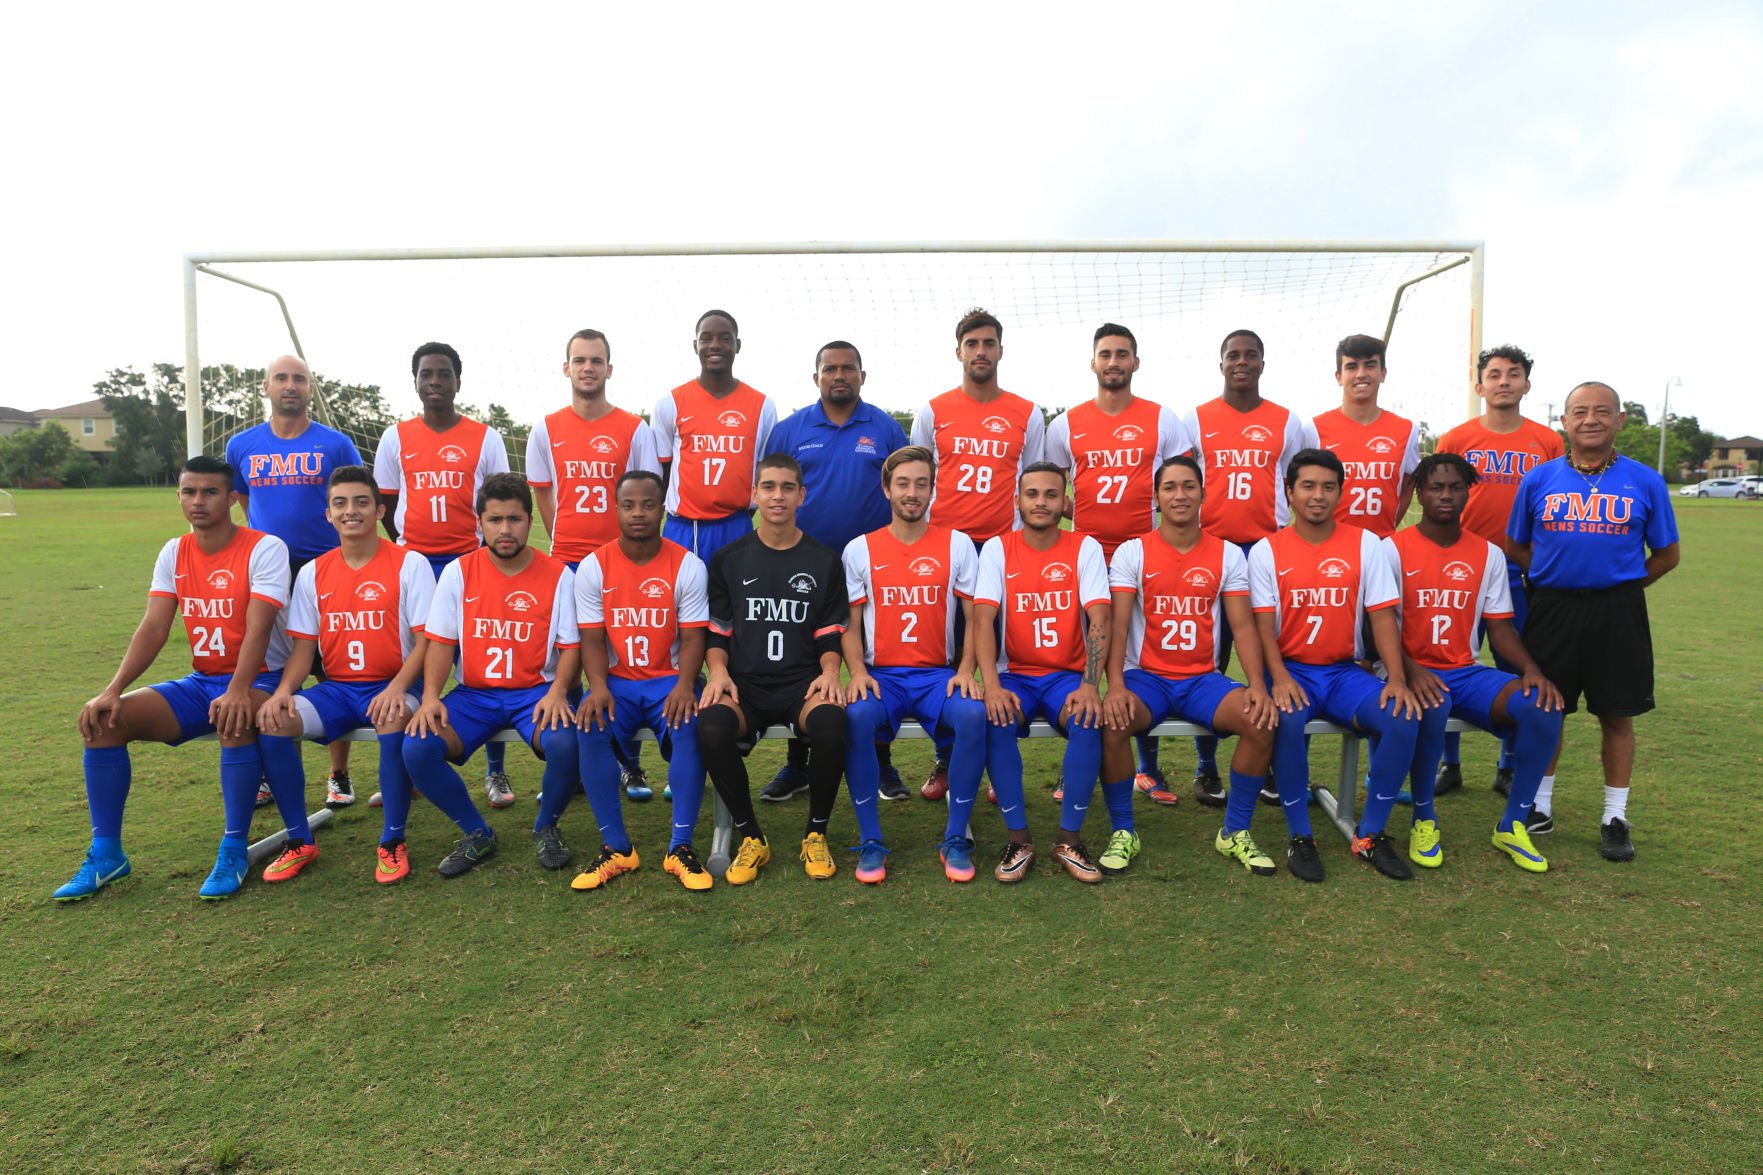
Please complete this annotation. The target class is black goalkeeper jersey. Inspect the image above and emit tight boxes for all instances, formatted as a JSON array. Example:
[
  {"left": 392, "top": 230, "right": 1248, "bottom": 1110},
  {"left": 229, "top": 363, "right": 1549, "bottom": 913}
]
[{"left": 706, "top": 531, "right": 849, "bottom": 694}]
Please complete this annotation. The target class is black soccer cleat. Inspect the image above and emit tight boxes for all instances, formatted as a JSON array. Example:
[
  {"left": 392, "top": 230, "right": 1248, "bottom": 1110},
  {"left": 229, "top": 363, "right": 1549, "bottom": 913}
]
[{"left": 1600, "top": 818, "right": 1635, "bottom": 863}]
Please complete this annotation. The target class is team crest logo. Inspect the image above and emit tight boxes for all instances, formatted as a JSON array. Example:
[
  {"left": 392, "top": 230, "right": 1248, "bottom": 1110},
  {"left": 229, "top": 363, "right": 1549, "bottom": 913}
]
[
  {"left": 589, "top": 436, "right": 617, "bottom": 455},
  {"left": 357, "top": 580, "right": 387, "bottom": 602},
  {"left": 206, "top": 569, "right": 234, "bottom": 591},
  {"left": 1043, "top": 562, "right": 1073, "bottom": 584},
  {"left": 439, "top": 444, "right": 467, "bottom": 465},
  {"left": 1443, "top": 561, "right": 1474, "bottom": 583},
  {"left": 909, "top": 556, "right": 942, "bottom": 577},
  {"left": 639, "top": 576, "right": 671, "bottom": 600},
  {"left": 1114, "top": 424, "right": 1144, "bottom": 443},
  {"left": 982, "top": 415, "right": 1012, "bottom": 435},
  {"left": 855, "top": 435, "right": 878, "bottom": 455},
  {"left": 788, "top": 572, "right": 817, "bottom": 595},
  {"left": 1367, "top": 437, "right": 1396, "bottom": 455},
  {"left": 507, "top": 590, "right": 539, "bottom": 613},
  {"left": 718, "top": 410, "right": 747, "bottom": 430},
  {"left": 1183, "top": 567, "right": 1216, "bottom": 590},
  {"left": 1242, "top": 425, "right": 1273, "bottom": 444},
  {"left": 1318, "top": 558, "right": 1351, "bottom": 579}
]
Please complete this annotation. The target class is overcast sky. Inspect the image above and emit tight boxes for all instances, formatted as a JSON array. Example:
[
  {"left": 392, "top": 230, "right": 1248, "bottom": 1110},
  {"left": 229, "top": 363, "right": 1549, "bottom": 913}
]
[{"left": 4, "top": 1, "right": 1757, "bottom": 438}]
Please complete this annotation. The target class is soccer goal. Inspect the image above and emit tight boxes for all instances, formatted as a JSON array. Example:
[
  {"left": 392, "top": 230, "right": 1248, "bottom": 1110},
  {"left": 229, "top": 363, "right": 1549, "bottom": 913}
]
[
  {"left": 0, "top": 489, "right": 15, "bottom": 517},
  {"left": 180, "top": 241, "right": 1483, "bottom": 471}
]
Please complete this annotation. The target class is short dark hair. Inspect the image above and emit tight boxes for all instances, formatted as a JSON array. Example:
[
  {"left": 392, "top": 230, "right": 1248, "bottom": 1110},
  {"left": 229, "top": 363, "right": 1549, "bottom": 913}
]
[
  {"left": 1093, "top": 323, "right": 1137, "bottom": 351},
  {"left": 614, "top": 469, "right": 663, "bottom": 497},
  {"left": 475, "top": 471, "right": 532, "bottom": 517},
  {"left": 1019, "top": 461, "right": 1067, "bottom": 486},
  {"left": 327, "top": 464, "right": 377, "bottom": 494},
  {"left": 182, "top": 455, "right": 235, "bottom": 492},
  {"left": 1413, "top": 452, "right": 1478, "bottom": 488},
  {"left": 567, "top": 329, "right": 611, "bottom": 362},
  {"left": 815, "top": 340, "right": 863, "bottom": 370},
  {"left": 956, "top": 307, "right": 1003, "bottom": 343},
  {"left": 758, "top": 452, "right": 802, "bottom": 483},
  {"left": 696, "top": 309, "right": 739, "bottom": 337},
  {"left": 1220, "top": 329, "right": 1265, "bottom": 358},
  {"left": 1335, "top": 333, "right": 1386, "bottom": 371},
  {"left": 1284, "top": 448, "right": 1344, "bottom": 492},
  {"left": 1155, "top": 454, "right": 1203, "bottom": 487},
  {"left": 1477, "top": 344, "right": 1533, "bottom": 379},
  {"left": 411, "top": 342, "right": 462, "bottom": 379}
]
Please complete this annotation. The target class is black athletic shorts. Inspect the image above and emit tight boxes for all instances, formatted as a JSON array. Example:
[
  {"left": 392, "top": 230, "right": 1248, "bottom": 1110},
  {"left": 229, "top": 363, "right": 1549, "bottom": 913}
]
[
  {"left": 729, "top": 678, "right": 834, "bottom": 755},
  {"left": 1524, "top": 581, "right": 1655, "bottom": 718}
]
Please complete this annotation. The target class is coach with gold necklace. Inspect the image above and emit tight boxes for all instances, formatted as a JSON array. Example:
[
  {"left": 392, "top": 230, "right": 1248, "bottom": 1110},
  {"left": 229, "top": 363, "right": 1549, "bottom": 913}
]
[{"left": 1504, "top": 381, "right": 1679, "bottom": 864}]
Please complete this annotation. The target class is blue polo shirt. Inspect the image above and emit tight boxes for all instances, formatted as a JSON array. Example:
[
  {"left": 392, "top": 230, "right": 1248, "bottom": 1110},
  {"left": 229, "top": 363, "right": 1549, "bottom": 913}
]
[
  {"left": 765, "top": 399, "right": 908, "bottom": 554},
  {"left": 225, "top": 420, "right": 363, "bottom": 560},
  {"left": 1507, "top": 455, "right": 1678, "bottom": 590}
]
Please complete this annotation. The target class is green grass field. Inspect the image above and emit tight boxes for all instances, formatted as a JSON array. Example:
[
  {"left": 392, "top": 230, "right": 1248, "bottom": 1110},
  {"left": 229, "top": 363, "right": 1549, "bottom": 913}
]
[{"left": 2, "top": 489, "right": 1759, "bottom": 1173}]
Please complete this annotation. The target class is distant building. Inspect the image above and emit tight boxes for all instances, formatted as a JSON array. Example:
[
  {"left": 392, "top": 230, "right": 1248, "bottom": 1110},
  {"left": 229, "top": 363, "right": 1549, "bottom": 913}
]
[
  {"left": 1710, "top": 436, "right": 1763, "bottom": 477},
  {"left": 0, "top": 406, "right": 36, "bottom": 438},
  {"left": 32, "top": 398, "right": 116, "bottom": 458}
]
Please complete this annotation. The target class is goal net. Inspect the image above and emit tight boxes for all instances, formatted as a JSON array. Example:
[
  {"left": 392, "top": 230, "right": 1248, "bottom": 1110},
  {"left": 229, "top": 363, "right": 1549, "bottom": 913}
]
[{"left": 184, "top": 242, "right": 1482, "bottom": 477}]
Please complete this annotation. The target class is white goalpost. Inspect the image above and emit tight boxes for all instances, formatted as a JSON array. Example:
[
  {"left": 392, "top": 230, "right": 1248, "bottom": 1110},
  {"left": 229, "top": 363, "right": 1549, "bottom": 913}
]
[{"left": 180, "top": 240, "right": 1484, "bottom": 469}]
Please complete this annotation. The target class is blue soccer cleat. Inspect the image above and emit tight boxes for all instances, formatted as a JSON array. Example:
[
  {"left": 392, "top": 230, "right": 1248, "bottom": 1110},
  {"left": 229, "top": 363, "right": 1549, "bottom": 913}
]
[
  {"left": 53, "top": 846, "right": 132, "bottom": 902},
  {"left": 199, "top": 843, "right": 250, "bottom": 900}
]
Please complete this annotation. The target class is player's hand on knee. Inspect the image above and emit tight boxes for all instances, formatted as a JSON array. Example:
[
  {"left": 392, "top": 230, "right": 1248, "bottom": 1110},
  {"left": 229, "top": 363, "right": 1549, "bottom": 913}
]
[
  {"left": 1409, "top": 667, "right": 1448, "bottom": 709},
  {"left": 1063, "top": 684, "right": 1104, "bottom": 729},
  {"left": 1523, "top": 670, "right": 1565, "bottom": 712},
  {"left": 808, "top": 671, "right": 845, "bottom": 707},
  {"left": 1241, "top": 685, "right": 1278, "bottom": 730},
  {"left": 1379, "top": 682, "right": 1421, "bottom": 720},
  {"left": 257, "top": 691, "right": 298, "bottom": 734},
  {"left": 699, "top": 674, "right": 738, "bottom": 710},
  {"left": 846, "top": 671, "right": 879, "bottom": 704},
  {"left": 1270, "top": 677, "right": 1306, "bottom": 713},
  {"left": 985, "top": 688, "right": 1022, "bottom": 727},
  {"left": 577, "top": 686, "right": 615, "bottom": 731},
  {"left": 1101, "top": 688, "right": 1138, "bottom": 731},
  {"left": 947, "top": 671, "right": 982, "bottom": 701},
  {"left": 409, "top": 699, "right": 449, "bottom": 738},
  {"left": 78, "top": 691, "right": 123, "bottom": 742},
  {"left": 663, "top": 682, "right": 696, "bottom": 730},
  {"left": 533, "top": 690, "right": 576, "bottom": 732},
  {"left": 366, "top": 687, "right": 411, "bottom": 728},
  {"left": 210, "top": 687, "right": 254, "bottom": 740}
]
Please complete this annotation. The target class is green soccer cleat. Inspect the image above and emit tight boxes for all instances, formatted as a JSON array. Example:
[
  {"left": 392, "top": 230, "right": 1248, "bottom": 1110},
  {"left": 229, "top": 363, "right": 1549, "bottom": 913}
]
[
  {"left": 1215, "top": 828, "right": 1277, "bottom": 876},
  {"left": 1409, "top": 819, "right": 1444, "bottom": 868},
  {"left": 1097, "top": 829, "right": 1141, "bottom": 875},
  {"left": 1492, "top": 820, "right": 1549, "bottom": 873}
]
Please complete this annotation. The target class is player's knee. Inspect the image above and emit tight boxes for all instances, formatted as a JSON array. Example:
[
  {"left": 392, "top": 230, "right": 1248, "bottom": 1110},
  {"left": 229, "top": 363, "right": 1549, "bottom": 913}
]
[
  {"left": 845, "top": 699, "right": 883, "bottom": 741},
  {"left": 402, "top": 731, "right": 447, "bottom": 771},
  {"left": 944, "top": 699, "right": 985, "bottom": 741},
  {"left": 696, "top": 704, "right": 740, "bottom": 753},
  {"left": 1420, "top": 703, "right": 1451, "bottom": 737},
  {"left": 537, "top": 726, "right": 577, "bottom": 762},
  {"left": 803, "top": 703, "right": 847, "bottom": 755}
]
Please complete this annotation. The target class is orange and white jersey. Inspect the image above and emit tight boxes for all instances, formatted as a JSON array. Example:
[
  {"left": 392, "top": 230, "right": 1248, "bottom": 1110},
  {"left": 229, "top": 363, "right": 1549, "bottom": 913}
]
[
  {"left": 1248, "top": 524, "right": 1396, "bottom": 666},
  {"left": 1312, "top": 408, "right": 1421, "bottom": 537},
  {"left": 526, "top": 406, "right": 660, "bottom": 564},
  {"left": 974, "top": 530, "right": 1108, "bottom": 675},
  {"left": 1382, "top": 529, "right": 1513, "bottom": 671},
  {"left": 286, "top": 542, "right": 434, "bottom": 682},
  {"left": 1044, "top": 398, "right": 1193, "bottom": 558},
  {"left": 425, "top": 549, "right": 578, "bottom": 689},
  {"left": 843, "top": 524, "right": 977, "bottom": 669},
  {"left": 149, "top": 528, "right": 291, "bottom": 675},
  {"left": 372, "top": 416, "right": 511, "bottom": 557},
  {"left": 910, "top": 388, "right": 1047, "bottom": 544},
  {"left": 650, "top": 380, "right": 777, "bottom": 520},
  {"left": 1109, "top": 531, "right": 1247, "bottom": 678},
  {"left": 1435, "top": 417, "right": 1565, "bottom": 546},
  {"left": 576, "top": 538, "right": 708, "bottom": 682},
  {"left": 1181, "top": 398, "right": 1316, "bottom": 545}
]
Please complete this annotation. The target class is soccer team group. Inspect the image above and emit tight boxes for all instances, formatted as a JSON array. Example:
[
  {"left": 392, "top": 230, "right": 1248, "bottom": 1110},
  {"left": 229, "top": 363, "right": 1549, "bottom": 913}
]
[{"left": 53, "top": 306, "right": 1682, "bottom": 902}]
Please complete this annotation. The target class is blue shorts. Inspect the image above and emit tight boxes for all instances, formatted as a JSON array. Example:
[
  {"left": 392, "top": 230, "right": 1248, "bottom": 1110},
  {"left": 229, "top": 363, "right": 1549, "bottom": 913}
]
[
  {"left": 1280, "top": 661, "right": 1386, "bottom": 729},
  {"left": 150, "top": 670, "right": 282, "bottom": 745},
  {"left": 859, "top": 665, "right": 975, "bottom": 739},
  {"left": 998, "top": 669, "right": 1091, "bottom": 734},
  {"left": 438, "top": 682, "right": 558, "bottom": 762},
  {"left": 1122, "top": 668, "right": 1240, "bottom": 733},
  {"left": 292, "top": 678, "right": 419, "bottom": 743},
  {"left": 1432, "top": 664, "right": 1519, "bottom": 734},
  {"left": 663, "top": 512, "right": 752, "bottom": 562},
  {"left": 592, "top": 675, "right": 698, "bottom": 755}
]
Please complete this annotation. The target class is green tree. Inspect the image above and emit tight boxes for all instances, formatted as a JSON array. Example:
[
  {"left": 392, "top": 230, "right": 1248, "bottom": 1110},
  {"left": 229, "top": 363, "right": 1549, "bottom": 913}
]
[
  {"left": 0, "top": 423, "right": 79, "bottom": 485},
  {"left": 1614, "top": 407, "right": 1720, "bottom": 480},
  {"left": 95, "top": 366, "right": 185, "bottom": 485}
]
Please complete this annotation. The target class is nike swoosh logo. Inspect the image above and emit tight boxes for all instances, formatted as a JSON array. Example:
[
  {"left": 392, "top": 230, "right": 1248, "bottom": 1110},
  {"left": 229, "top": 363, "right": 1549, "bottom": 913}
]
[
  {"left": 465, "top": 596, "right": 480, "bottom": 603},
  {"left": 1376, "top": 792, "right": 1397, "bottom": 801},
  {"left": 174, "top": 573, "right": 185, "bottom": 579},
  {"left": 936, "top": 422, "right": 953, "bottom": 430},
  {"left": 743, "top": 578, "right": 759, "bottom": 585},
  {"left": 320, "top": 592, "right": 334, "bottom": 600},
  {"left": 553, "top": 440, "right": 568, "bottom": 448},
  {"left": 1282, "top": 796, "right": 1305, "bottom": 807},
  {"left": 855, "top": 795, "right": 874, "bottom": 806},
  {"left": 679, "top": 417, "right": 694, "bottom": 424},
  {"left": 1144, "top": 572, "right": 1160, "bottom": 580},
  {"left": 1001, "top": 804, "right": 1020, "bottom": 814},
  {"left": 1405, "top": 570, "right": 1421, "bottom": 577},
  {"left": 603, "top": 586, "right": 619, "bottom": 593},
  {"left": 376, "top": 859, "right": 401, "bottom": 876},
  {"left": 1204, "top": 432, "right": 1221, "bottom": 439},
  {"left": 1277, "top": 569, "right": 1293, "bottom": 577},
  {"left": 874, "top": 565, "right": 889, "bottom": 571},
  {"left": 1007, "top": 572, "right": 1021, "bottom": 579},
  {"left": 1073, "top": 803, "right": 1089, "bottom": 812},
  {"left": 97, "top": 862, "right": 128, "bottom": 885}
]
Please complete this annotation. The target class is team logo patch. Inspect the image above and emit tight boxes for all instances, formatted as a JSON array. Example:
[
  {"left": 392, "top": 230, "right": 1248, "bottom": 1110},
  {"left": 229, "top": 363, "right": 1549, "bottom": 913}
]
[
  {"left": 1242, "top": 425, "right": 1273, "bottom": 444},
  {"left": 1318, "top": 558, "right": 1352, "bottom": 580},
  {"left": 855, "top": 435, "right": 878, "bottom": 455},
  {"left": 1114, "top": 424, "right": 1145, "bottom": 443},
  {"left": 439, "top": 444, "right": 468, "bottom": 465},
  {"left": 982, "top": 415, "right": 1012, "bottom": 435},
  {"left": 589, "top": 436, "right": 617, "bottom": 455},
  {"left": 788, "top": 572, "right": 817, "bottom": 595},
  {"left": 639, "top": 576, "right": 671, "bottom": 600},
  {"left": 1367, "top": 436, "right": 1396, "bottom": 455},
  {"left": 909, "top": 556, "right": 942, "bottom": 577},
  {"left": 357, "top": 580, "right": 387, "bottom": 602},
  {"left": 506, "top": 590, "right": 540, "bottom": 613},
  {"left": 1442, "top": 561, "right": 1474, "bottom": 583},
  {"left": 718, "top": 410, "right": 747, "bottom": 430},
  {"left": 1182, "top": 567, "right": 1216, "bottom": 590},
  {"left": 1043, "top": 562, "right": 1073, "bottom": 584},
  {"left": 206, "top": 569, "right": 235, "bottom": 591}
]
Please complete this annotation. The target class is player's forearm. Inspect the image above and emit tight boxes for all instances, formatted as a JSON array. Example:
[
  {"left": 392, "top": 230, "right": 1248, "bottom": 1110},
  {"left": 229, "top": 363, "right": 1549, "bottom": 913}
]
[
  {"left": 1503, "top": 539, "right": 1531, "bottom": 571},
  {"left": 1082, "top": 606, "right": 1109, "bottom": 687},
  {"left": 840, "top": 621, "right": 867, "bottom": 676},
  {"left": 105, "top": 609, "right": 175, "bottom": 695},
  {"left": 232, "top": 599, "right": 281, "bottom": 684},
  {"left": 552, "top": 646, "right": 582, "bottom": 694},
  {"left": 1368, "top": 610, "right": 1406, "bottom": 687},
  {"left": 705, "top": 648, "right": 730, "bottom": 680},
  {"left": 1254, "top": 614, "right": 1293, "bottom": 683},
  {"left": 420, "top": 640, "right": 453, "bottom": 702},
  {"left": 387, "top": 635, "right": 428, "bottom": 695},
  {"left": 818, "top": 651, "right": 843, "bottom": 679},
  {"left": 276, "top": 640, "right": 318, "bottom": 694},
  {"left": 581, "top": 631, "right": 612, "bottom": 690},
  {"left": 1486, "top": 620, "right": 1542, "bottom": 677},
  {"left": 534, "top": 486, "right": 557, "bottom": 539},
  {"left": 973, "top": 606, "right": 1003, "bottom": 687},
  {"left": 1643, "top": 543, "right": 1680, "bottom": 586},
  {"left": 1228, "top": 600, "right": 1268, "bottom": 684},
  {"left": 675, "top": 629, "right": 707, "bottom": 686},
  {"left": 1105, "top": 597, "right": 1131, "bottom": 687}
]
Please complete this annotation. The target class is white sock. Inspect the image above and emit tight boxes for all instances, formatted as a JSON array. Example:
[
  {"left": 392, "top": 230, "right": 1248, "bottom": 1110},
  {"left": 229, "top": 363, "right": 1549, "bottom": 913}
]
[
  {"left": 1534, "top": 774, "right": 1555, "bottom": 816},
  {"left": 1603, "top": 786, "right": 1629, "bottom": 825}
]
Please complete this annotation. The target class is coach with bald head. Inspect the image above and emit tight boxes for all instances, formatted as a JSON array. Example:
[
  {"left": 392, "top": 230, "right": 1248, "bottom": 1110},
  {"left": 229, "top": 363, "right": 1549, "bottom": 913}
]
[{"left": 1505, "top": 381, "right": 1679, "bottom": 863}]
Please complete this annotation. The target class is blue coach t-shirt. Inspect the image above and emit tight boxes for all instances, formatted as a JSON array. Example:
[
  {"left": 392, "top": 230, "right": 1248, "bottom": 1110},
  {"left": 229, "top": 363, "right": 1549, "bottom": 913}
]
[
  {"left": 225, "top": 421, "right": 363, "bottom": 560},
  {"left": 765, "top": 400, "right": 908, "bottom": 555},
  {"left": 1507, "top": 454, "right": 1678, "bottom": 590}
]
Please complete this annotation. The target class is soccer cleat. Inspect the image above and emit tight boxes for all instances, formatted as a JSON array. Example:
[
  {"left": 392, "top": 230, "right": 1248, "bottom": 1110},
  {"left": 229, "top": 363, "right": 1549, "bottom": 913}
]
[
  {"left": 484, "top": 771, "right": 515, "bottom": 809},
  {"left": 262, "top": 840, "right": 319, "bottom": 883},
  {"left": 664, "top": 844, "right": 714, "bottom": 891},
  {"left": 1287, "top": 835, "right": 1325, "bottom": 883},
  {"left": 437, "top": 828, "right": 498, "bottom": 878},
  {"left": 987, "top": 783, "right": 999, "bottom": 804},
  {"left": 1258, "top": 784, "right": 1281, "bottom": 807},
  {"left": 1492, "top": 767, "right": 1514, "bottom": 797},
  {"left": 1490, "top": 821, "right": 1549, "bottom": 873},
  {"left": 1052, "top": 840, "right": 1103, "bottom": 884},
  {"left": 1600, "top": 818, "right": 1636, "bottom": 863},
  {"left": 939, "top": 836, "right": 976, "bottom": 883},
  {"left": 854, "top": 839, "right": 889, "bottom": 884},
  {"left": 1190, "top": 767, "right": 1226, "bottom": 808},
  {"left": 533, "top": 824, "right": 572, "bottom": 870},
  {"left": 1051, "top": 782, "right": 1064, "bottom": 802},
  {"left": 1134, "top": 771, "right": 1180, "bottom": 806},
  {"left": 1434, "top": 761, "right": 1463, "bottom": 796},
  {"left": 760, "top": 764, "right": 808, "bottom": 803},
  {"left": 255, "top": 778, "right": 274, "bottom": 809},
  {"left": 1409, "top": 819, "right": 1444, "bottom": 868},
  {"left": 325, "top": 770, "right": 355, "bottom": 809},
  {"left": 1214, "top": 828, "right": 1276, "bottom": 876},
  {"left": 1524, "top": 806, "right": 1554, "bottom": 836},
  {"left": 800, "top": 832, "right": 837, "bottom": 880},
  {"left": 1351, "top": 832, "right": 1414, "bottom": 881},
  {"left": 920, "top": 760, "right": 949, "bottom": 801},
  {"left": 725, "top": 836, "right": 771, "bottom": 885},
  {"left": 368, "top": 791, "right": 384, "bottom": 808},
  {"left": 661, "top": 781, "right": 673, "bottom": 801},
  {"left": 53, "top": 847, "right": 131, "bottom": 902},
  {"left": 1098, "top": 829, "right": 1141, "bottom": 875},
  {"left": 622, "top": 765, "right": 653, "bottom": 803},
  {"left": 199, "top": 843, "right": 250, "bottom": 900},
  {"left": 375, "top": 841, "right": 411, "bottom": 885},
  {"left": 994, "top": 840, "right": 1035, "bottom": 883},
  {"left": 877, "top": 765, "right": 909, "bottom": 801},
  {"left": 571, "top": 844, "right": 639, "bottom": 890}
]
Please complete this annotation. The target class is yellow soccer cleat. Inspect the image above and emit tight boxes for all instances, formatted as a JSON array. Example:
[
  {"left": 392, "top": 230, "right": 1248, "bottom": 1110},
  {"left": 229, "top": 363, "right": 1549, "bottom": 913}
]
[
  {"left": 571, "top": 845, "right": 640, "bottom": 892},
  {"left": 725, "top": 836, "right": 771, "bottom": 886},
  {"left": 800, "top": 832, "right": 837, "bottom": 880}
]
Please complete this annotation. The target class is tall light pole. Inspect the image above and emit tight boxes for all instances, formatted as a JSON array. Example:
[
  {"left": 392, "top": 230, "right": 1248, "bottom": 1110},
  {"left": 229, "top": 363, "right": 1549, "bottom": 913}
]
[{"left": 1658, "top": 376, "right": 1682, "bottom": 477}]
